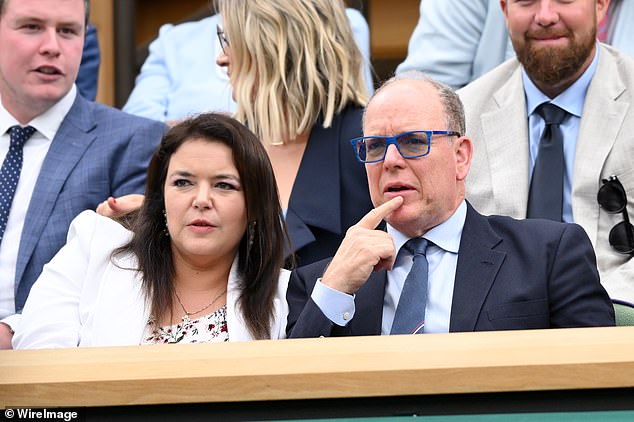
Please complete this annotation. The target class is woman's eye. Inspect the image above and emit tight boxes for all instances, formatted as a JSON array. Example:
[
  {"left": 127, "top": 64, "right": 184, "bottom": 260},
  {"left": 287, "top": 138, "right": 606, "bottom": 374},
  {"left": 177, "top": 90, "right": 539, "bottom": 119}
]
[
  {"left": 174, "top": 179, "right": 191, "bottom": 187},
  {"left": 216, "top": 182, "right": 237, "bottom": 190}
]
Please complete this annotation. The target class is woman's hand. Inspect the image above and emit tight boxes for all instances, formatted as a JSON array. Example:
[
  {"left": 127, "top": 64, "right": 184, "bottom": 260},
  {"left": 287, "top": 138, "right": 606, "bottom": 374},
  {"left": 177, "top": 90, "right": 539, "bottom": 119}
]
[
  {"left": 0, "top": 322, "right": 14, "bottom": 349},
  {"left": 96, "top": 194, "right": 145, "bottom": 218}
]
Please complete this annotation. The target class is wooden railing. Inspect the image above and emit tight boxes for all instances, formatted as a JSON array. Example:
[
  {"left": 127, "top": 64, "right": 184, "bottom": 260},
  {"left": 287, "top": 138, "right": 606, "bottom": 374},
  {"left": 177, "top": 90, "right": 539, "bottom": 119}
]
[{"left": 2, "top": 327, "right": 634, "bottom": 410}]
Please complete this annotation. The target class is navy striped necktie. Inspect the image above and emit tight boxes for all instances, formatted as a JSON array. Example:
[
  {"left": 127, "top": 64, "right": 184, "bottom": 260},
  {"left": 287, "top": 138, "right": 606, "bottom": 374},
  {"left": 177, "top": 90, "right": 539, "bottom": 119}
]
[{"left": 391, "top": 237, "right": 429, "bottom": 335}]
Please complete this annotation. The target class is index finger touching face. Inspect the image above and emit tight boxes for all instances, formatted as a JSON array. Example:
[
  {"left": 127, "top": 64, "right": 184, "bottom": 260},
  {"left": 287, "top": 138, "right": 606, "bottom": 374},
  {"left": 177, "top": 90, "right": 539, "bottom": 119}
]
[{"left": 357, "top": 196, "right": 404, "bottom": 229}]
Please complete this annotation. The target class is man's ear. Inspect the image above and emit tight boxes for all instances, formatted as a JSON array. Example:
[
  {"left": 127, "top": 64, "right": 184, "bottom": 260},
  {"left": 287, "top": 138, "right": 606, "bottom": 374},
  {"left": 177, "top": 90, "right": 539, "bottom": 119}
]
[
  {"left": 500, "top": 0, "right": 508, "bottom": 17},
  {"left": 455, "top": 136, "right": 472, "bottom": 182},
  {"left": 596, "top": 0, "right": 611, "bottom": 24}
]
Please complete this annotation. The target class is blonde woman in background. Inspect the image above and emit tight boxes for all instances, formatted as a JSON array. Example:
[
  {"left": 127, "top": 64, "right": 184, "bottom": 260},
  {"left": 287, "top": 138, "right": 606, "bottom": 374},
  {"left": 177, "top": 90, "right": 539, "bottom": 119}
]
[{"left": 215, "top": 0, "right": 374, "bottom": 266}]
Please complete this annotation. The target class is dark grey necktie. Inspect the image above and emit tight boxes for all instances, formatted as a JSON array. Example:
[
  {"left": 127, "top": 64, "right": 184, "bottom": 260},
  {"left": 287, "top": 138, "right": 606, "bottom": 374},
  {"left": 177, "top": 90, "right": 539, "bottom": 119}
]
[
  {"left": 0, "top": 125, "right": 36, "bottom": 243},
  {"left": 391, "top": 238, "right": 429, "bottom": 335},
  {"left": 527, "top": 103, "right": 569, "bottom": 221}
]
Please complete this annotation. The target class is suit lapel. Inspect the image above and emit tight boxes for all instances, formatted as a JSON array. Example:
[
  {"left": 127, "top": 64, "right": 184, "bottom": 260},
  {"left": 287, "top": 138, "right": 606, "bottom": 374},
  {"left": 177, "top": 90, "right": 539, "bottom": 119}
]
[
  {"left": 450, "top": 204, "right": 506, "bottom": 332},
  {"left": 349, "top": 270, "right": 386, "bottom": 335},
  {"left": 480, "top": 66, "right": 531, "bottom": 217},
  {"left": 572, "top": 45, "right": 629, "bottom": 245},
  {"left": 286, "top": 115, "right": 342, "bottom": 253},
  {"left": 15, "top": 96, "right": 97, "bottom": 285},
  {"left": 284, "top": 208, "right": 317, "bottom": 255}
]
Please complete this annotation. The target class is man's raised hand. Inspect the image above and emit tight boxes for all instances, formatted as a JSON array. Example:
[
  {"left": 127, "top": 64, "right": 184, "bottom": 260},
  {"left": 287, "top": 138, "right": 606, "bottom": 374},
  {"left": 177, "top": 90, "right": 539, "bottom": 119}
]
[{"left": 321, "top": 196, "right": 403, "bottom": 294}]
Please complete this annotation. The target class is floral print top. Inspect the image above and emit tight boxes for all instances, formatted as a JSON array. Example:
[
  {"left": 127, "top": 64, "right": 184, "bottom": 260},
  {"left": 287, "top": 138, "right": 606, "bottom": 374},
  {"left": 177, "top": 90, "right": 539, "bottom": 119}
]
[{"left": 142, "top": 305, "right": 229, "bottom": 344}]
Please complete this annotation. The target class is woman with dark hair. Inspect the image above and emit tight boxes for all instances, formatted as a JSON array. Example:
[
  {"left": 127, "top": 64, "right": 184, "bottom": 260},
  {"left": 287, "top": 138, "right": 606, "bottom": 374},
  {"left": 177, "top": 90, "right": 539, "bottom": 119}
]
[{"left": 14, "top": 113, "right": 290, "bottom": 348}]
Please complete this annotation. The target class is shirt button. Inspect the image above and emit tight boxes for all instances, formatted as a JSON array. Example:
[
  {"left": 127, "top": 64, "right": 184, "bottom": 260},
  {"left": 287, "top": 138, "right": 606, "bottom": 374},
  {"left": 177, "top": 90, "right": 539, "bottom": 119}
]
[{"left": 343, "top": 312, "right": 350, "bottom": 321}]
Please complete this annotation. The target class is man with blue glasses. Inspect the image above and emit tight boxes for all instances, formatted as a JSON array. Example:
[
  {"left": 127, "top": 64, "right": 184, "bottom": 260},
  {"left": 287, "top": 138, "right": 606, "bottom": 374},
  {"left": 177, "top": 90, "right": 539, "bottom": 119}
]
[
  {"left": 286, "top": 72, "right": 614, "bottom": 338},
  {"left": 350, "top": 130, "right": 461, "bottom": 163}
]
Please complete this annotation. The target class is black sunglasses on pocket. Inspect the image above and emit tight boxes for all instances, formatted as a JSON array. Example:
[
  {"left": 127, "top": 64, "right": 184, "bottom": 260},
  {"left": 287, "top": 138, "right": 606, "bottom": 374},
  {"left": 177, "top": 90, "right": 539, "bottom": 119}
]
[{"left": 597, "top": 175, "right": 634, "bottom": 255}]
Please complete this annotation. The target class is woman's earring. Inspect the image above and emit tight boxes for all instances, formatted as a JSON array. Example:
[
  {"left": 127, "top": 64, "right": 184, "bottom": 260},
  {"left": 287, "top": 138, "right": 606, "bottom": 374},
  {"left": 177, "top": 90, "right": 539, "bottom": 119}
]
[{"left": 163, "top": 210, "right": 169, "bottom": 237}]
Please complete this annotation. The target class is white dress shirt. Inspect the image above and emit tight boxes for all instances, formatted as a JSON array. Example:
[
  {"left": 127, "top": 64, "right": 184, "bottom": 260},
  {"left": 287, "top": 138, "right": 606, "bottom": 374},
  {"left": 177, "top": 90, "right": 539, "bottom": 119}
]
[
  {"left": 312, "top": 201, "right": 467, "bottom": 334},
  {"left": 0, "top": 85, "right": 77, "bottom": 325}
]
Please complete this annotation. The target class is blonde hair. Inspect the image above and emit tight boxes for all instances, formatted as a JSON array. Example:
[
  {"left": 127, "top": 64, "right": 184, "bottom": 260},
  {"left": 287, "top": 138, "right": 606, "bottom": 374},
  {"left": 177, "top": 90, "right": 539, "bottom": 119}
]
[{"left": 215, "top": 0, "right": 369, "bottom": 145}]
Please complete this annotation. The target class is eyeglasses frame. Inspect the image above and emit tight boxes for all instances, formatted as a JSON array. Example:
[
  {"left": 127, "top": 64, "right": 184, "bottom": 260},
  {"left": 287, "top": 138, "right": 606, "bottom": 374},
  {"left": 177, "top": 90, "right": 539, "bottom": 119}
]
[
  {"left": 350, "top": 130, "right": 461, "bottom": 164},
  {"left": 216, "top": 25, "right": 229, "bottom": 55}
]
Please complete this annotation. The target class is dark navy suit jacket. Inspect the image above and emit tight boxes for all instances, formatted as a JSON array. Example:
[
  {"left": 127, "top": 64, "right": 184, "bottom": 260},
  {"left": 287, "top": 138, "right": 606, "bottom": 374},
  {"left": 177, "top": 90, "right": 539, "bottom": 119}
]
[
  {"left": 14, "top": 94, "right": 166, "bottom": 312},
  {"left": 287, "top": 202, "right": 615, "bottom": 337},
  {"left": 285, "top": 105, "right": 373, "bottom": 267}
]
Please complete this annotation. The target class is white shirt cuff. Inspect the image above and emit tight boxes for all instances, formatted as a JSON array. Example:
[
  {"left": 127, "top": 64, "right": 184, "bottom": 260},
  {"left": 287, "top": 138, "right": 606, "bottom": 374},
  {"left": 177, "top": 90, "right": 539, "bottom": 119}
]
[{"left": 311, "top": 278, "right": 355, "bottom": 326}]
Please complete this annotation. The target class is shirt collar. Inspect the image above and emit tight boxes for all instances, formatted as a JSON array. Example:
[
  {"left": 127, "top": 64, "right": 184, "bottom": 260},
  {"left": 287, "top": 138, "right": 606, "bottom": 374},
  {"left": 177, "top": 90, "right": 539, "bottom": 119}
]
[
  {"left": 387, "top": 200, "right": 467, "bottom": 255},
  {"left": 522, "top": 43, "right": 600, "bottom": 118},
  {"left": 0, "top": 84, "right": 77, "bottom": 140}
]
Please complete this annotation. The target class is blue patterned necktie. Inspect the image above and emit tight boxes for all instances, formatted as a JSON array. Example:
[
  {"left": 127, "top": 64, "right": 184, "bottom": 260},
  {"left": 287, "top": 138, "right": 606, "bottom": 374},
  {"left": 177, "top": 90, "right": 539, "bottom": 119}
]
[
  {"left": 0, "top": 125, "right": 36, "bottom": 243},
  {"left": 527, "top": 103, "right": 568, "bottom": 221},
  {"left": 391, "top": 237, "right": 429, "bottom": 335}
]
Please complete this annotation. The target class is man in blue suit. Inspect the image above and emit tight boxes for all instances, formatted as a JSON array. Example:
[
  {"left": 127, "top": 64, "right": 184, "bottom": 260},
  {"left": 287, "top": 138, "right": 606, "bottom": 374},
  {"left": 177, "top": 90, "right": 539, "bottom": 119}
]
[
  {"left": 0, "top": 0, "right": 165, "bottom": 347},
  {"left": 286, "top": 72, "right": 614, "bottom": 338}
]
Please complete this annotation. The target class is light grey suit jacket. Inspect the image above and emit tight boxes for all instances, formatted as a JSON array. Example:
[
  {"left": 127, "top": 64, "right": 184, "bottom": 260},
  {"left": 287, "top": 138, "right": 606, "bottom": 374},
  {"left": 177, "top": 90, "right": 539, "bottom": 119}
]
[{"left": 459, "top": 44, "right": 634, "bottom": 303}]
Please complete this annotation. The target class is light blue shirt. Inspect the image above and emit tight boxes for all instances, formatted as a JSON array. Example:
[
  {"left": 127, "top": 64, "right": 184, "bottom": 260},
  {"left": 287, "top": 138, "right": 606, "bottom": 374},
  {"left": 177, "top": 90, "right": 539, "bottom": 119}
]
[
  {"left": 522, "top": 46, "right": 599, "bottom": 223},
  {"left": 312, "top": 201, "right": 466, "bottom": 334},
  {"left": 397, "top": 0, "right": 514, "bottom": 88}
]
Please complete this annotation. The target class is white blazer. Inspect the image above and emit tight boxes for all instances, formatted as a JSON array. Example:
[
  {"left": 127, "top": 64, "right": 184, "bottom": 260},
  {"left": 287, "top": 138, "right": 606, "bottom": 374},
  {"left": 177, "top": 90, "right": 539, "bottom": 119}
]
[{"left": 13, "top": 211, "right": 290, "bottom": 348}]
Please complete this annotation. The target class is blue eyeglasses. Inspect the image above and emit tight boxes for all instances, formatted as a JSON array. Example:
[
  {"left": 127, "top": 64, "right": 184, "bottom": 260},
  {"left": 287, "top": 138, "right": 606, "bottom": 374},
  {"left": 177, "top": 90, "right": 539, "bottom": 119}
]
[{"left": 350, "top": 130, "right": 461, "bottom": 163}]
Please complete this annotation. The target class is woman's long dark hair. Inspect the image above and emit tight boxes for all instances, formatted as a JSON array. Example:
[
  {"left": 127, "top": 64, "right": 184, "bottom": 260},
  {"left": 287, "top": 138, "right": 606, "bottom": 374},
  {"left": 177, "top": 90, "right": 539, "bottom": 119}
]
[{"left": 114, "top": 113, "right": 289, "bottom": 339}]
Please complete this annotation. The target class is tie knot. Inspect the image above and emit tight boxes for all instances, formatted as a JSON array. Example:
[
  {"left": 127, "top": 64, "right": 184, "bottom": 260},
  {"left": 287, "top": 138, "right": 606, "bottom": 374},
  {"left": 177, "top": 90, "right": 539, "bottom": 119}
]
[
  {"left": 404, "top": 237, "right": 428, "bottom": 257},
  {"left": 8, "top": 125, "right": 36, "bottom": 148},
  {"left": 536, "top": 103, "right": 568, "bottom": 126}
]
